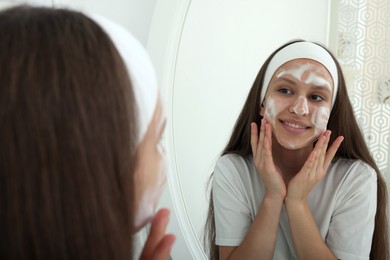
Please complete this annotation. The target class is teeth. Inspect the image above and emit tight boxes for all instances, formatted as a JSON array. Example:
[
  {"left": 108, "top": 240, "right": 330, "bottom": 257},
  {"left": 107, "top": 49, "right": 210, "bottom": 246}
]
[{"left": 284, "top": 122, "right": 306, "bottom": 129}]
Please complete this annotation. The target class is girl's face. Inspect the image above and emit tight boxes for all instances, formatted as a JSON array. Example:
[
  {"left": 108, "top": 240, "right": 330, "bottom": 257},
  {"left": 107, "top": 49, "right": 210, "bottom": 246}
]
[
  {"left": 261, "top": 59, "right": 334, "bottom": 150},
  {"left": 133, "top": 97, "right": 167, "bottom": 231}
]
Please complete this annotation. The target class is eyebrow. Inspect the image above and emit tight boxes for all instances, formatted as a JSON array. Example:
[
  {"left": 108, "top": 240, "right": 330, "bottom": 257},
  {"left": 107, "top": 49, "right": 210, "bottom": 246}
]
[{"left": 276, "top": 76, "right": 332, "bottom": 93}]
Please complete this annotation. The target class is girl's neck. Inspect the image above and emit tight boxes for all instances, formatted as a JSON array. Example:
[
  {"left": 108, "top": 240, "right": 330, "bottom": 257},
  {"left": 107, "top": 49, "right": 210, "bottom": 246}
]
[{"left": 271, "top": 137, "right": 313, "bottom": 183}]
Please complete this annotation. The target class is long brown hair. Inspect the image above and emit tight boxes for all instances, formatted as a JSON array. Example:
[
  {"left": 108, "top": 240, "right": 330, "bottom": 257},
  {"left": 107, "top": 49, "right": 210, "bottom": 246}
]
[
  {"left": 0, "top": 6, "right": 137, "bottom": 259},
  {"left": 205, "top": 40, "right": 389, "bottom": 260}
]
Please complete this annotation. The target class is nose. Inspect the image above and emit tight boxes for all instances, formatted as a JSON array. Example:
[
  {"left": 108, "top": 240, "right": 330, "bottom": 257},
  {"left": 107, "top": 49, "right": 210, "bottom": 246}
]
[{"left": 290, "top": 95, "right": 309, "bottom": 116}]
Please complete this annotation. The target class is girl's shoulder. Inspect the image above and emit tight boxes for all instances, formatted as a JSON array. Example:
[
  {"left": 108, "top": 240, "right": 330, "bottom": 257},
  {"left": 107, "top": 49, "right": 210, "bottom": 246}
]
[
  {"left": 328, "top": 158, "right": 377, "bottom": 187},
  {"left": 214, "top": 153, "right": 256, "bottom": 181},
  {"left": 310, "top": 159, "right": 377, "bottom": 214},
  {"left": 215, "top": 153, "right": 254, "bottom": 172},
  {"left": 331, "top": 158, "right": 376, "bottom": 175},
  {"left": 217, "top": 153, "right": 248, "bottom": 164}
]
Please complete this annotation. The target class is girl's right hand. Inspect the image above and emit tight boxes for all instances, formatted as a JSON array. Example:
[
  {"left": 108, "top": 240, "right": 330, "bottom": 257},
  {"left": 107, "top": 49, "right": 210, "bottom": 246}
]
[
  {"left": 251, "top": 119, "right": 286, "bottom": 200},
  {"left": 139, "top": 208, "right": 175, "bottom": 260}
]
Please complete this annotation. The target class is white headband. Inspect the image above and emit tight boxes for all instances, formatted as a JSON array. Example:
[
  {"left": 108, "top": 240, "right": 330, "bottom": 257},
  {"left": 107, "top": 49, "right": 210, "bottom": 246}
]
[
  {"left": 89, "top": 13, "right": 158, "bottom": 144},
  {"left": 260, "top": 41, "right": 339, "bottom": 106}
]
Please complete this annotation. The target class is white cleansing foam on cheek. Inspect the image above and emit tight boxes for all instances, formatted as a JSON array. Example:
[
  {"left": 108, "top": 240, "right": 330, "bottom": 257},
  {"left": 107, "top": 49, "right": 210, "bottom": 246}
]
[
  {"left": 264, "top": 98, "right": 277, "bottom": 125},
  {"left": 311, "top": 106, "right": 330, "bottom": 136},
  {"left": 134, "top": 189, "right": 155, "bottom": 230},
  {"left": 134, "top": 182, "right": 165, "bottom": 230},
  {"left": 264, "top": 96, "right": 303, "bottom": 149},
  {"left": 133, "top": 161, "right": 167, "bottom": 230}
]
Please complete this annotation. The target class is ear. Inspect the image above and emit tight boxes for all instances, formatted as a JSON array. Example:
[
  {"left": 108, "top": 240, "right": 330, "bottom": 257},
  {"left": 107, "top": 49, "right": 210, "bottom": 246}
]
[{"left": 259, "top": 103, "right": 265, "bottom": 116}]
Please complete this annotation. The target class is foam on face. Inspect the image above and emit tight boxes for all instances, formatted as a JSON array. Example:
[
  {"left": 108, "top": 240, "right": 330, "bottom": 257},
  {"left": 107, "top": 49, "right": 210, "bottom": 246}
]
[
  {"left": 263, "top": 62, "right": 332, "bottom": 150},
  {"left": 304, "top": 73, "right": 331, "bottom": 92},
  {"left": 134, "top": 183, "right": 165, "bottom": 229},
  {"left": 276, "top": 63, "right": 312, "bottom": 82},
  {"left": 311, "top": 106, "right": 330, "bottom": 136},
  {"left": 293, "top": 95, "right": 309, "bottom": 115},
  {"left": 264, "top": 97, "right": 280, "bottom": 126},
  {"left": 264, "top": 97, "right": 304, "bottom": 149},
  {"left": 277, "top": 63, "right": 331, "bottom": 92}
]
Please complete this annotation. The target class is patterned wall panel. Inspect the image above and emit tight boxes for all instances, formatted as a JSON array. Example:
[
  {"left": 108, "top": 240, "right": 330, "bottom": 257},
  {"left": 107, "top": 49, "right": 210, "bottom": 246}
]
[{"left": 337, "top": 0, "right": 390, "bottom": 174}]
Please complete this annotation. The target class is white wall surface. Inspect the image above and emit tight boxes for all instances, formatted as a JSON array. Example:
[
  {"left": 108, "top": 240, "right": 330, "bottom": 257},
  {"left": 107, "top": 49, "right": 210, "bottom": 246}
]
[
  {"left": 0, "top": 0, "right": 157, "bottom": 46},
  {"left": 54, "top": 0, "right": 158, "bottom": 46}
]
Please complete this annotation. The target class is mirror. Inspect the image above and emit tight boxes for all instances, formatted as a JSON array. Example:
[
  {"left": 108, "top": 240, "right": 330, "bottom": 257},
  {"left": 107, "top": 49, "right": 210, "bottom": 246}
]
[{"left": 147, "top": 0, "right": 343, "bottom": 258}]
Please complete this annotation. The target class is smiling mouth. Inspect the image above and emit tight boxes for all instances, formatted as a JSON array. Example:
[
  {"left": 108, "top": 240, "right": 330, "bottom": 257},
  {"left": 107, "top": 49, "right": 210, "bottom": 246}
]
[{"left": 281, "top": 120, "right": 309, "bottom": 129}]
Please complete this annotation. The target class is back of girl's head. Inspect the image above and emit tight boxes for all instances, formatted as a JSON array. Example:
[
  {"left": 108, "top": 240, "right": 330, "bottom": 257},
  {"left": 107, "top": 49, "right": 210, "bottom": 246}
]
[{"left": 0, "top": 5, "right": 137, "bottom": 259}]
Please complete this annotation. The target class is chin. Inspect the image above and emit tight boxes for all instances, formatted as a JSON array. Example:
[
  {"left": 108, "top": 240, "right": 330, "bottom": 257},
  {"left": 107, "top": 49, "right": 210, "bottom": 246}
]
[
  {"left": 276, "top": 135, "right": 317, "bottom": 150},
  {"left": 274, "top": 121, "right": 324, "bottom": 147}
]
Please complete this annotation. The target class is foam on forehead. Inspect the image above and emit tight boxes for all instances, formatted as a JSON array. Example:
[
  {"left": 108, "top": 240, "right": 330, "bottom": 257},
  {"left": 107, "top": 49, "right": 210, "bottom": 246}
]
[
  {"left": 88, "top": 13, "right": 158, "bottom": 144},
  {"left": 260, "top": 41, "right": 339, "bottom": 106}
]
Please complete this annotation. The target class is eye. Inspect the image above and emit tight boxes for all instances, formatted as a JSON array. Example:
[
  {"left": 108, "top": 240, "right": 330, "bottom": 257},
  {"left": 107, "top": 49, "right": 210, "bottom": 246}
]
[
  {"left": 310, "top": 94, "right": 325, "bottom": 102},
  {"left": 278, "top": 87, "right": 293, "bottom": 95}
]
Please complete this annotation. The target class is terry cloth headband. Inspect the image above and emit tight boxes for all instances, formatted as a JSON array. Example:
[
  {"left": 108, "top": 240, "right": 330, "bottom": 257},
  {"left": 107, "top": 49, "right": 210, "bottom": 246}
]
[
  {"left": 260, "top": 41, "right": 339, "bottom": 106},
  {"left": 89, "top": 13, "right": 158, "bottom": 144}
]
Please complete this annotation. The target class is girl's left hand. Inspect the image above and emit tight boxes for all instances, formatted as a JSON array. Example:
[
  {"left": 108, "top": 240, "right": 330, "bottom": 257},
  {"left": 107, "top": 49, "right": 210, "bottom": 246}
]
[{"left": 286, "top": 130, "right": 344, "bottom": 203}]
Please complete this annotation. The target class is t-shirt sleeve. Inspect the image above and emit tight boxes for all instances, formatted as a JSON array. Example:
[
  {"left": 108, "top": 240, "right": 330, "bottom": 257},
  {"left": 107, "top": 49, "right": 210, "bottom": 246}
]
[
  {"left": 326, "top": 162, "right": 377, "bottom": 260},
  {"left": 212, "top": 156, "right": 252, "bottom": 246}
]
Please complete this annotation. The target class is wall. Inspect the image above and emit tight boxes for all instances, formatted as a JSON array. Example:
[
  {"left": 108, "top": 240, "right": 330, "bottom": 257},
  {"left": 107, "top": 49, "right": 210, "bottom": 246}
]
[
  {"left": 55, "top": 0, "right": 158, "bottom": 46},
  {"left": 0, "top": 0, "right": 157, "bottom": 46}
]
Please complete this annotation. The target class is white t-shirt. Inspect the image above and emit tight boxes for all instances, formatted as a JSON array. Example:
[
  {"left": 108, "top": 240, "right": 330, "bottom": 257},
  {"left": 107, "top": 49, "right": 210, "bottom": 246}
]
[{"left": 213, "top": 154, "right": 377, "bottom": 260}]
